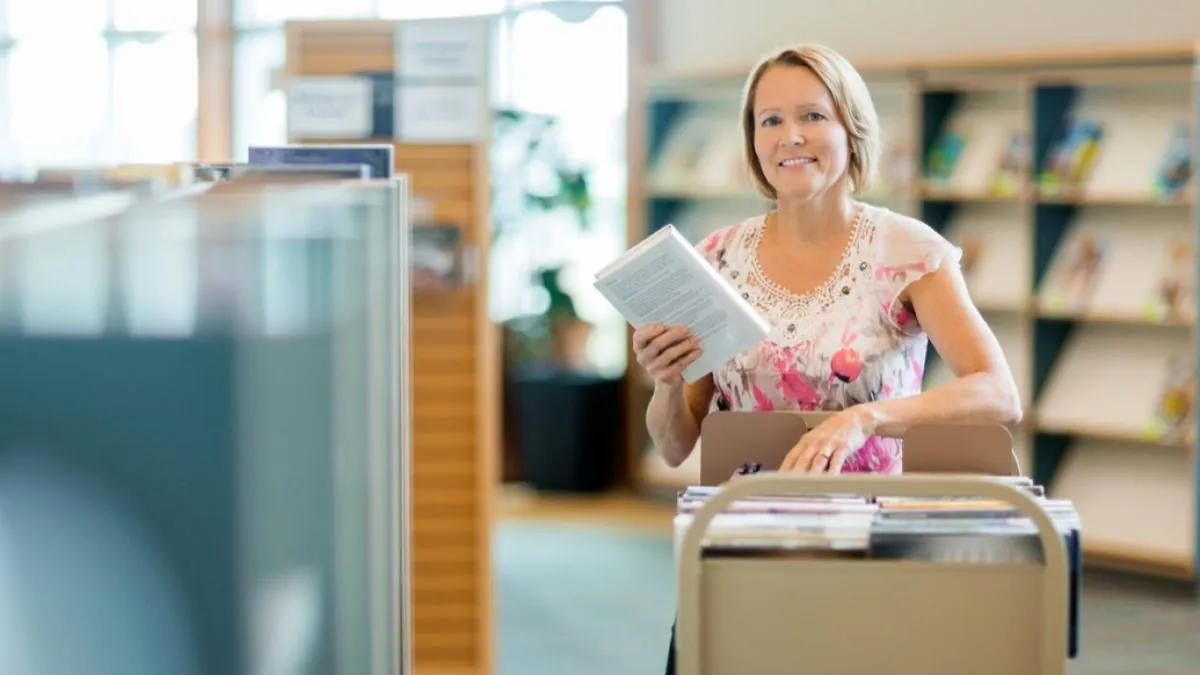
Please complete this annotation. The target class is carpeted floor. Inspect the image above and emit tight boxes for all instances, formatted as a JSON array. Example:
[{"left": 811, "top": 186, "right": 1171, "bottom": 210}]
[
  {"left": 494, "top": 522, "right": 677, "bottom": 675},
  {"left": 494, "top": 521, "right": 1200, "bottom": 675}
]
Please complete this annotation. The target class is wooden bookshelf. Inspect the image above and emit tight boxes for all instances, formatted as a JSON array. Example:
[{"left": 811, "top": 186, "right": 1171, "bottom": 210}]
[
  {"left": 631, "top": 41, "right": 1200, "bottom": 581},
  {"left": 284, "top": 19, "right": 498, "bottom": 675}
]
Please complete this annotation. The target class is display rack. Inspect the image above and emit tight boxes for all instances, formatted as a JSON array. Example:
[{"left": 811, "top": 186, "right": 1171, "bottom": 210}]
[
  {"left": 282, "top": 19, "right": 497, "bottom": 674},
  {"left": 633, "top": 43, "right": 1200, "bottom": 580},
  {"left": 675, "top": 474, "right": 1070, "bottom": 675}
]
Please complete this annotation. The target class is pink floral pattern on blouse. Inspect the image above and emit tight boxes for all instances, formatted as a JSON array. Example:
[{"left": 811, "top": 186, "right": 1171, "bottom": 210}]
[{"left": 696, "top": 203, "right": 961, "bottom": 474}]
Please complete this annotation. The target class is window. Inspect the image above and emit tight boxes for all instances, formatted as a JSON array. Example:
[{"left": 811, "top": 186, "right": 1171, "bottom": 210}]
[
  {"left": 231, "top": 29, "right": 288, "bottom": 158},
  {"left": 111, "top": 33, "right": 198, "bottom": 163},
  {"left": 234, "top": 0, "right": 377, "bottom": 28},
  {"left": 0, "top": 0, "right": 200, "bottom": 169},
  {"left": 5, "top": 0, "right": 106, "bottom": 38},
  {"left": 8, "top": 38, "right": 110, "bottom": 166},
  {"left": 508, "top": 6, "right": 626, "bottom": 118},
  {"left": 111, "top": 0, "right": 197, "bottom": 32},
  {"left": 0, "top": 50, "right": 11, "bottom": 168},
  {"left": 377, "top": 0, "right": 507, "bottom": 19},
  {"left": 491, "top": 3, "right": 629, "bottom": 374}
]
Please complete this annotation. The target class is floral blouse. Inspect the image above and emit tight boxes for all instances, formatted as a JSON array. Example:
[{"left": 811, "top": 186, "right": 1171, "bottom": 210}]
[{"left": 696, "top": 203, "right": 961, "bottom": 474}]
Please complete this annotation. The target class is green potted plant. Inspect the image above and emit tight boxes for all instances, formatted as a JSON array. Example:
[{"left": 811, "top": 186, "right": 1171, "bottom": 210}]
[
  {"left": 492, "top": 106, "right": 620, "bottom": 493},
  {"left": 492, "top": 106, "right": 596, "bottom": 374}
]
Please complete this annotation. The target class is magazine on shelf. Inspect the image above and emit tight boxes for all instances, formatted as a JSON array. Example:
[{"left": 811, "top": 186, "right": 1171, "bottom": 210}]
[
  {"left": 592, "top": 224, "right": 771, "bottom": 383},
  {"left": 650, "top": 111, "right": 737, "bottom": 190},
  {"left": 1038, "top": 232, "right": 1109, "bottom": 313},
  {"left": 1038, "top": 119, "right": 1104, "bottom": 194},
  {"left": 955, "top": 232, "right": 986, "bottom": 278},
  {"left": 923, "top": 125, "right": 968, "bottom": 182},
  {"left": 1151, "top": 122, "right": 1192, "bottom": 199},
  {"left": 1146, "top": 355, "right": 1196, "bottom": 444},
  {"left": 247, "top": 144, "right": 395, "bottom": 179},
  {"left": 990, "top": 131, "right": 1030, "bottom": 197},
  {"left": 1144, "top": 239, "right": 1195, "bottom": 323}
]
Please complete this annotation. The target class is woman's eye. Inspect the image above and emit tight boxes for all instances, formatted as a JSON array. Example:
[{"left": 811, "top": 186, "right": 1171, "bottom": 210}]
[
  {"left": 761, "top": 116, "right": 781, "bottom": 127},
  {"left": 806, "top": 112, "right": 826, "bottom": 122}
]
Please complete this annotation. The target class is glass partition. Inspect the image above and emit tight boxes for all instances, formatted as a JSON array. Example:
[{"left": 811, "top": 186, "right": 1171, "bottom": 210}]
[{"left": 0, "top": 177, "right": 411, "bottom": 675}]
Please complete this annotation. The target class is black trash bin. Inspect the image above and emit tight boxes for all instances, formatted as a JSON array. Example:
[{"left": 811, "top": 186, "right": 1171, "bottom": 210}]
[{"left": 512, "top": 367, "right": 623, "bottom": 493}]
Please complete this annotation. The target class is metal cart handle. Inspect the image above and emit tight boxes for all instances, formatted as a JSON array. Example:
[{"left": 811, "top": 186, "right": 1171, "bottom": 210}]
[{"left": 675, "top": 473, "right": 1070, "bottom": 675}]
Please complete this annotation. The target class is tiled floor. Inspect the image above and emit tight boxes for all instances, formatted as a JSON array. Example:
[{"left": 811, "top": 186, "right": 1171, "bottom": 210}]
[{"left": 494, "top": 486, "right": 1200, "bottom": 675}]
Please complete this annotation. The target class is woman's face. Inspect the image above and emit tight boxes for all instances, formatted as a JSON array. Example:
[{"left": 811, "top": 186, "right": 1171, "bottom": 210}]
[{"left": 752, "top": 65, "right": 851, "bottom": 201}]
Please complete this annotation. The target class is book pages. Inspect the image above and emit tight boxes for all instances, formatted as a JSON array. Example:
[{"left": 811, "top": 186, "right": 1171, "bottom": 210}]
[{"left": 593, "top": 225, "right": 770, "bottom": 382}]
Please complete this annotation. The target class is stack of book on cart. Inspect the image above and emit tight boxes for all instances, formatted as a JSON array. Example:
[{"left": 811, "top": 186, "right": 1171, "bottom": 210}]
[{"left": 673, "top": 475, "right": 1083, "bottom": 657}]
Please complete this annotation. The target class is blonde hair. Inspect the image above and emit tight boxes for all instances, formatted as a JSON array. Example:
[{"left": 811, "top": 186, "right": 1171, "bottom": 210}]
[{"left": 740, "top": 44, "right": 882, "bottom": 200}]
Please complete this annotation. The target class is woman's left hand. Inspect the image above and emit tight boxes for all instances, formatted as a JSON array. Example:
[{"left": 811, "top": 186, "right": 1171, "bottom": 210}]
[{"left": 779, "top": 407, "right": 875, "bottom": 473}]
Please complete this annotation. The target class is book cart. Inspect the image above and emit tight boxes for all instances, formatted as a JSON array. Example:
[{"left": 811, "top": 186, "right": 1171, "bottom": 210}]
[{"left": 675, "top": 474, "right": 1071, "bottom": 675}]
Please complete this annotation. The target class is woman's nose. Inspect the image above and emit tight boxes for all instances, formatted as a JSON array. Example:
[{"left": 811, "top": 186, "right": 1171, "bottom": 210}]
[{"left": 782, "top": 122, "right": 805, "bottom": 145}]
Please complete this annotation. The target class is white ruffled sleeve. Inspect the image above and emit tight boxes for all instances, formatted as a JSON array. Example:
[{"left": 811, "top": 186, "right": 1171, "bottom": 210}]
[{"left": 873, "top": 213, "right": 963, "bottom": 336}]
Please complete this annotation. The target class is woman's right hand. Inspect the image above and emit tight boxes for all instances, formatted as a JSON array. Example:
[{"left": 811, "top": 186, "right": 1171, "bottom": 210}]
[{"left": 632, "top": 324, "right": 702, "bottom": 386}]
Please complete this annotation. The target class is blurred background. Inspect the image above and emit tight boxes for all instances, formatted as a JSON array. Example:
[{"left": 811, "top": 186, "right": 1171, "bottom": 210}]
[{"left": 3, "top": 1, "right": 1200, "bottom": 674}]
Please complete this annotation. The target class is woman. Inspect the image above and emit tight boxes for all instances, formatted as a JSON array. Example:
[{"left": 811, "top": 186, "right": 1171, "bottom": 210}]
[{"left": 640, "top": 43, "right": 1022, "bottom": 673}]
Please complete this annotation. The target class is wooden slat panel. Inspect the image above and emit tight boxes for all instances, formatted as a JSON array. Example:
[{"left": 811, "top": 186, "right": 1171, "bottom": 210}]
[
  {"left": 411, "top": 449, "right": 474, "bottom": 464},
  {"left": 286, "top": 19, "right": 495, "bottom": 674},
  {"left": 395, "top": 145, "right": 476, "bottom": 164},
  {"left": 423, "top": 200, "right": 475, "bottom": 223},
  {"left": 413, "top": 486, "right": 477, "bottom": 506},
  {"left": 412, "top": 506, "right": 479, "bottom": 522},
  {"left": 412, "top": 444, "right": 475, "bottom": 464},
  {"left": 409, "top": 170, "right": 475, "bottom": 195},
  {"left": 412, "top": 405, "right": 477, "bottom": 422}
]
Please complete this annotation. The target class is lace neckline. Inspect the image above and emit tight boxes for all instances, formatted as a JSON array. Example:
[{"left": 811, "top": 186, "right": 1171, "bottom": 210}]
[{"left": 746, "top": 203, "right": 872, "bottom": 316}]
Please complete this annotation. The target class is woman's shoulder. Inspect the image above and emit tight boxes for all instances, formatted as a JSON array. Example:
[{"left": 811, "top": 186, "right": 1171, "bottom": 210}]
[
  {"left": 862, "top": 203, "right": 958, "bottom": 264},
  {"left": 694, "top": 213, "right": 766, "bottom": 266},
  {"left": 864, "top": 203, "right": 944, "bottom": 245}
]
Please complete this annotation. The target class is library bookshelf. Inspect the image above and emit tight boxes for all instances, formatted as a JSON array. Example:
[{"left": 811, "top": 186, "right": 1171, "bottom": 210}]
[
  {"left": 630, "top": 41, "right": 1200, "bottom": 580},
  {"left": 282, "top": 19, "right": 498, "bottom": 675}
]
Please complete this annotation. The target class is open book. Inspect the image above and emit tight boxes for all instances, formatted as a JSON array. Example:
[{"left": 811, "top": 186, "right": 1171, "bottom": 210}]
[{"left": 593, "top": 225, "right": 771, "bottom": 383}]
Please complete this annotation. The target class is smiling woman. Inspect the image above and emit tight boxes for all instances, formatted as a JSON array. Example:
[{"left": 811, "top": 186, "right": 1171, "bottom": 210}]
[{"left": 642, "top": 44, "right": 1024, "bottom": 672}]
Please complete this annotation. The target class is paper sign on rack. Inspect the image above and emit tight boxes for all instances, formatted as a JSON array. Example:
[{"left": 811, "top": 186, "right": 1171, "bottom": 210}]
[
  {"left": 393, "top": 17, "right": 489, "bottom": 143},
  {"left": 395, "top": 19, "right": 488, "bottom": 81},
  {"left": 396, "top": 85, "right": 485, "bottom": 143},
  {"left": 286, "top": 76, "right": 374, "bottom": 139}
]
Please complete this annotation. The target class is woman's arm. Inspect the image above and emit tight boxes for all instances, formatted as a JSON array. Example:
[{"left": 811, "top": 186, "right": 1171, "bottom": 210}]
[
  {"left": 646, "top": 376, "right": 716, "bottom": 467},
  {"left": 857, "top": 263, "right": 1023, "bottom": 438}
]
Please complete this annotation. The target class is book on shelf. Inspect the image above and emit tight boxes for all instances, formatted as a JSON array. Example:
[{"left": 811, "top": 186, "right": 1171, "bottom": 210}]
[
  {"left": 650, "top": 111, "right": 747, "bottom": 191},
  {"left": 923, "top": 125, "right": 968, "bottom": 182},
  {"left": 1151, "top": 122, "right": 1192, "bottom": 199},
  {"left": 866, "top": 140, "right": 916, "bottom": 199},
  {"left": 1145, "top": 355, "right": 1196, "bottom": 445},
  {"left": 1037, "top": 119, "right": 1103, "bottom": 194},
  {"left": 955, "top": 232, "right": 986, "bottom": 278},
  {"left": 651, "top": 114, "right": 712, "bottom": 185},
  {"left": 592, "top": 224, "right": 771, "bottom": 383},
  {"left": 1038, "top": 232, "right": 1109, "bottom": 313},
  {"left": 1142, "top": 239, "right": 1195, "bottom": 323},
  {"left": 673, "top": 476, "right": 1081, "bottom": 657},
  {"left": 990, "top": 131, "right": 1030, "bottom": 197}
]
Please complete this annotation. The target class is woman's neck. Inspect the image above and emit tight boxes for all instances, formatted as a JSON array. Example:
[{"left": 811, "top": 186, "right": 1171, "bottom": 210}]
[{"left": 772, "top": 191, "right": 857, "bottom": 246}]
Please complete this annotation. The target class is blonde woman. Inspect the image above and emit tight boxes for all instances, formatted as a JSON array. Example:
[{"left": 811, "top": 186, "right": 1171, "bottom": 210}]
[{"left": 642, "top": 44, "right": 1022, "bottom": 673}]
